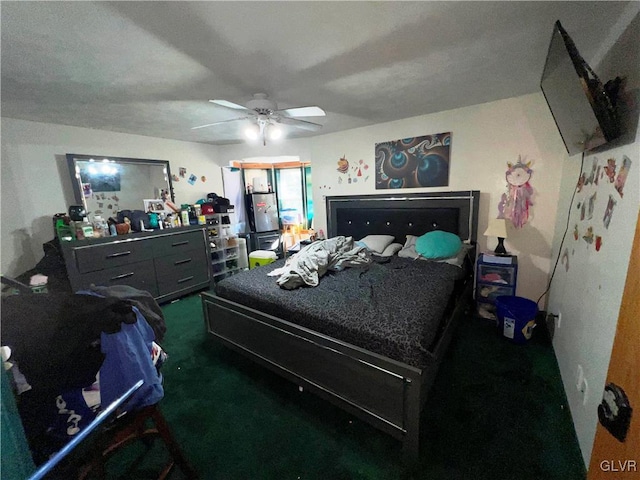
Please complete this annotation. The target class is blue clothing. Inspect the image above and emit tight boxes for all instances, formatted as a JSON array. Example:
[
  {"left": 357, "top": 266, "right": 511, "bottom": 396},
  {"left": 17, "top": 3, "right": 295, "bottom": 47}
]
[{"left": 99, "top": 306, "right": 164, "bottom": 411}]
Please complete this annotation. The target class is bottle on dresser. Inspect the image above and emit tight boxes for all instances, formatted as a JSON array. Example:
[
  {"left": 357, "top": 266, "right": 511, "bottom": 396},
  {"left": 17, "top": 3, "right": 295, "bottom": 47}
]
[
  {"left": 92, "top": 215, "right": 108, "bottom": 238},
  {"left": 74, "top": 218, "right": 94, "bottom": 240}
]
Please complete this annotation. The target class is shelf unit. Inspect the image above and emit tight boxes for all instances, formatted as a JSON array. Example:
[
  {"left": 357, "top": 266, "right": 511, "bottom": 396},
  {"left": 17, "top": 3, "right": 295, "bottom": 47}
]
[
  {"left": 206, "top": 212, "right": 241, "bottom": 282},
  {"left": 475, "top": 253, "right": 518, "bottom": 320}
]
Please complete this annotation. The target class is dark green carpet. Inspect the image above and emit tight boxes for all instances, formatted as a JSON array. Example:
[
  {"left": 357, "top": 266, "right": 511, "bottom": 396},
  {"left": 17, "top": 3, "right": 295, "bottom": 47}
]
[{"left": 115, "top": 292, "right": 586, "bottom": 479}]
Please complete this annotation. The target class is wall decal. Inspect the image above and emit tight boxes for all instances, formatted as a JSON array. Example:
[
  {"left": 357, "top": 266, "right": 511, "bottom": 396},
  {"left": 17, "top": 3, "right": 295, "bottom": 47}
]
[
  {"left": 561, "top": 248, "right": 570, "bottom": 271},
  {"left": 587, "top": 192, "right": 597, "bottom": 220},
  {"left": 583, "top": 226, "right": 594, "bottom": 244},
  {"left": 615, "top": 155, "right": 631, "bottom": 197},
  {"left": 179, "top": 167, "right": 187, "bottom": 178},
  {"left": 603, "top": 195, "right": 616, "bottom": 229},
  {"left": 201, "top": 176, "right": 207, "bottom": 183},
  {"left": 498, "top": 156, "right": 534, "bottom": 229},
  {"left": 375, "top": 132, "right": 451, "bottom": 189},
  {"left": 595, "top": 235, "right": 603, "bottom": 252},
  {"left": 574, "top": 224, "right": 579, "bottom": 241},
  {"left": 585, "top": 157, "right": 598, "bottom": 185},
  {"left": 337, "top": 156, "right": 349, "bottom": 174},
  {"left": 187, "top": 174, "right": 197, "bottom": 185},
  {"left": 172, "top": 174, "right": 179, "bottom": 182},
  {"left": 337, "top": 156, "right": 371, "bottom": 186},
  {"left": 604, "top": 158, "right": 616, "bottom": 183}
]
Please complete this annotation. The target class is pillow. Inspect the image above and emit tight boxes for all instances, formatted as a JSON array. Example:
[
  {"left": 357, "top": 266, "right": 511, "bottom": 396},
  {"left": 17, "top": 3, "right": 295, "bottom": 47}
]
[
  {"left": 398, "top": 235, "right": 420, "bottom": 259},
  {"left": 398, "top": 234, "right": 473, "bottom": 267},
  {"left": 439, "top": 244, "right": 473, "bottom": 267},
  {"left": 415, "top": 231, "right": 462, "bottom": 259},
  {"left": 374, "top": 242, "right": 403, "bottom": 257},
  {"left": 358, "top": 235, "right": 395, "bottom": 254}
]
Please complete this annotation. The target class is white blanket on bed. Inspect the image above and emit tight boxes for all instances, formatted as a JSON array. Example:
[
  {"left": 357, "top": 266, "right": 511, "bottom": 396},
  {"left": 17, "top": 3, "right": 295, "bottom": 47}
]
[{"left": 268, "top": 236, "right": 370, "bottom": 289}]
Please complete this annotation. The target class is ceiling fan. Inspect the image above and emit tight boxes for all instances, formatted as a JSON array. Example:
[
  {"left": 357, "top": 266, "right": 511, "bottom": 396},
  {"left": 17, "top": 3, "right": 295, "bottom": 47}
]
[{"left": 192, "top": 93, "right": 325, "bottom": 145}]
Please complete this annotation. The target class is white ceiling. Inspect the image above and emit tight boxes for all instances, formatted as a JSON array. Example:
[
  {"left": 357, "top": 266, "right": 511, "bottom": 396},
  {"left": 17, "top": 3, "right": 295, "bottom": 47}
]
[{"left": 1, "top": 1, "right": 635, "bottom": 145}]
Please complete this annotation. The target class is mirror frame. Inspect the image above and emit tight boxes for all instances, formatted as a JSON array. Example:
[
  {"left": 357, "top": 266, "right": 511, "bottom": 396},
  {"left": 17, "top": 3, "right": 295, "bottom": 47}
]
[{"left": 66, "top": 153, "right": 175, "bottom": 214}]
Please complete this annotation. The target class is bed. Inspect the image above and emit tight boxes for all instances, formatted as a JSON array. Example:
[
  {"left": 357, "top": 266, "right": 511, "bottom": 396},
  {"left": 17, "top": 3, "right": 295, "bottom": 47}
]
[{"left": 201, "top": 190, "right": 480, "bottom": 461}]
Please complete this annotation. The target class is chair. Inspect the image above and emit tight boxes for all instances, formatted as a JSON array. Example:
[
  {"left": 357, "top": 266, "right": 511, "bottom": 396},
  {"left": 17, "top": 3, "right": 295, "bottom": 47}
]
[{"left": 77, "top": 404, "right": 199, "bottom": 479}]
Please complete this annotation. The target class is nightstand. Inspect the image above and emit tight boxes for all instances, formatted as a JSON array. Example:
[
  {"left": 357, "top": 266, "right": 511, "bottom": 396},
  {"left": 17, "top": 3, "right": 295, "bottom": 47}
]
[{"left": 475, "top": 253, "right": 518, "bottom": 320}]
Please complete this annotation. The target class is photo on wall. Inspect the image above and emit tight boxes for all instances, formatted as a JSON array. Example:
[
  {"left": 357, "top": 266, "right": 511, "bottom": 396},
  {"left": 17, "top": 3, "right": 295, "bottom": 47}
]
[{"left": 375, "top": 132, "right": 451, "bottom": 189}]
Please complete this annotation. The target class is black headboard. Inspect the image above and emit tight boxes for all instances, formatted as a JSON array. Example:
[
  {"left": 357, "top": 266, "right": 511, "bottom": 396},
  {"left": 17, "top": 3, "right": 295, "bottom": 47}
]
[{"left": 326, "top": 191, "right": 480, "bottom": 244}]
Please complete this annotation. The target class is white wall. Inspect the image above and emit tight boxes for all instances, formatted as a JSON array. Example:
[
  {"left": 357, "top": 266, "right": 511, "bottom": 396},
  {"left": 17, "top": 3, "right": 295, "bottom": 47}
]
[
  {"left": 0, "top": 118, "right": 223, "bottom": 277},
  {"left": 547, "top": 10, "right": 640, "bottom": 466},
  {"left": 308, "top": 93, "right": 568, "bottom": 303},
  {"left": 217, "top": 138, "right": 312, "bottom": 166}
]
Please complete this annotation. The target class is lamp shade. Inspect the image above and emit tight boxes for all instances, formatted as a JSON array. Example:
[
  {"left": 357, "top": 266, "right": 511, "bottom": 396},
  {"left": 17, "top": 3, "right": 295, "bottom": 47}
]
[{"left": 483, "top": 218, "right": 508, "bottom": 238}]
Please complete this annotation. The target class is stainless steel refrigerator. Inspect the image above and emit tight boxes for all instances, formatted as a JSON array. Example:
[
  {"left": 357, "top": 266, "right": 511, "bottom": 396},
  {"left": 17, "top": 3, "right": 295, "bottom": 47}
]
[{"left": 246, "top": 192, "right": 279, "bottom": 232}]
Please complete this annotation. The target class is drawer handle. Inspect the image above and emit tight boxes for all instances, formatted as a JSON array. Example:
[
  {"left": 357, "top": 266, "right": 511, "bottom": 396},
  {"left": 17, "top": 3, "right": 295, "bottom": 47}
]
[
  {"left": 177, "top": 275, "right": 194, "bottom": 284},
  {"left": 174, "top": 258, "right": 192, "bottom": 265},
  {"left": 172, "top": 241, "right": 189, "bottom": 247},
  {"left": 110, "top": 272, "right": 134, "bottom": 281},
  {"left": 106, "top": 251, "right": 131, "bottom": 258}
]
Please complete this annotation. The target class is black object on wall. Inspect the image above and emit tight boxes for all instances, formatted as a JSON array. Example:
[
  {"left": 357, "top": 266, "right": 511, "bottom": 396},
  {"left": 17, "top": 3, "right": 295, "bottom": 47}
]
[
  {"left": 598, "top": 382, "right": 633, "bottom": 443},
  {"left": 540, "top": 20, "right": 621, "bottom": 156}
]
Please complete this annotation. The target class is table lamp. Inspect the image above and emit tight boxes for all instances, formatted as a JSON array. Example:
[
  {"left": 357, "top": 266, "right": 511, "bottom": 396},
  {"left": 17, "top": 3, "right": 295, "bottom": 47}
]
[{"left": 484, "top": 218, "right": 508, "bottom": 255}]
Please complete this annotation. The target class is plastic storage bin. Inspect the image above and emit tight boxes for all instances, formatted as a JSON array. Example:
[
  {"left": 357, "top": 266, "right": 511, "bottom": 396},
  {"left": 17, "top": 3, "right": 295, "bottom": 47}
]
[
  {"left": 495, "top": 296, "right": 538, "bottom": 344},
  {"left": 249, "top": 250, "right": 277, "bottom": 269}
]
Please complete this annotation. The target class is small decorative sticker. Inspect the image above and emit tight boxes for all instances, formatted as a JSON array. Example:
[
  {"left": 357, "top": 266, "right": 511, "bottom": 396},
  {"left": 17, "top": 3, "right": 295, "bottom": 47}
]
[
  {"left": 561, "top": 248, "right": 570, "bottom": 271},
  {"left": 615, "top": 156, "right": 631, "bottom": 198},
  {"left": 587, "top": 192, "right": 597, "bottom": 220},
  {"left": 604, "top": 158, "right": 616, "bottom": 183},
  {"left": 188, "top": 174, "right": 197, "bottom": 185},
  {"left": 337, "top": 156, "right": 349, "bottom": 174},
  {"left": 603, "top": 195, "right": 616, "bottom": 229}
]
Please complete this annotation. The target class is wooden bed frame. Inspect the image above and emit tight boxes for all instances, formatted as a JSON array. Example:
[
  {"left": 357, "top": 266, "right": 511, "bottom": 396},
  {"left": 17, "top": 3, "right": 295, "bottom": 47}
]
[{"left": 201, "top": 190, "right": 480, "bottom": 462}]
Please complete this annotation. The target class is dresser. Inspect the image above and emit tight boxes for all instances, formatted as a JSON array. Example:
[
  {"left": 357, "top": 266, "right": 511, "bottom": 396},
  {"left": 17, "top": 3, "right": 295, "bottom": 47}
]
[
  {"left": 475, "top": 253, "right": 518, "bottom": 320},
  {"left": 61, "top": 226, "right": 211, "bottom": 303}
]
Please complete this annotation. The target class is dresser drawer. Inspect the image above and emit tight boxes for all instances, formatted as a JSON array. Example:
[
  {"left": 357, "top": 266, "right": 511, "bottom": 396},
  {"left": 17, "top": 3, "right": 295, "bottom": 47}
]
[
  {"left": 476, "top": 284, "right": 515, "bottom": 303},
  {"left": 156, "top": 266, "right": 209, "bottom": 297},
  {"left": 74, "top": 240, "right": 153, "bottom": 274},
  {"left": 154, "top": 247, "right": 208, "bottom": 278},
  {"left": 151, "top": 230, "right": 205, "bottom": 257},
  {"left": 78, "top": 260, "right": 158, "bottom": 296}
]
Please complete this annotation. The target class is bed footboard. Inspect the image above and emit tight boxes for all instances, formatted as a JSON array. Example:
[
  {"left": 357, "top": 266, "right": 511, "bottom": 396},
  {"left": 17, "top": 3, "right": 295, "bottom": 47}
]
[
  {"left": 201, "top": 276, "right": 471, "bottom": 462},
  {"left": 201, "top": 292, "right": 426, "bottom": 458}
]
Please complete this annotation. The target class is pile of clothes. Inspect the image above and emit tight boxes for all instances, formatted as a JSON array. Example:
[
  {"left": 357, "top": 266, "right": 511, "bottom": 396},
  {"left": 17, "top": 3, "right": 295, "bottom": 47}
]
[
  {"left": 1, "top": 285, "right": 166, "bottom": 464},
  {"left": 268, "top": 236, "right": 371, "bottom": 289}
]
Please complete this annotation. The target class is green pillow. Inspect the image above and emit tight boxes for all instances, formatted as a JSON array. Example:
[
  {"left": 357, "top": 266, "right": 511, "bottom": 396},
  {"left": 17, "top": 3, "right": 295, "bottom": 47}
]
[{"left": 415, "top": 230, "right": 462, "bottom": 259}]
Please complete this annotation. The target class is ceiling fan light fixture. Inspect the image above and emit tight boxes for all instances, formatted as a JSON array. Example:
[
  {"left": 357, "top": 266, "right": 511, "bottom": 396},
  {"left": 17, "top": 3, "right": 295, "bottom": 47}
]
[
  {"left": 244, "top": 123, "right": 260, "bottom": 141},
  {"left": 268, "top": 123, "right": 283, "bottom": 141}
]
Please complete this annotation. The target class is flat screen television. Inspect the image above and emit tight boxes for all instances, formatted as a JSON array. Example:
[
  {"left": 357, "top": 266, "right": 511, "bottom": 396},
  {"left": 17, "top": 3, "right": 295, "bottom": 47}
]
[{"left": 540, "top": 20, "right": 620, "bottom": 156}]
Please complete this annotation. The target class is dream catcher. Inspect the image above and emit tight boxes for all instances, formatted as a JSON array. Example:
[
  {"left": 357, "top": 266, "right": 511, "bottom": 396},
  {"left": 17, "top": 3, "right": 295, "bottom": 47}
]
[{"left": 498, "top": 156, "right": 534, "bottom": 229}]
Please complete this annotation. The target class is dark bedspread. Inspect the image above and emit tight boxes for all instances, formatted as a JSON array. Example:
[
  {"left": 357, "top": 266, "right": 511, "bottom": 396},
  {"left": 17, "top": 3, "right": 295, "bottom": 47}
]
[{"left": 214, "top": 256, "right": 465, "bottom": 368}]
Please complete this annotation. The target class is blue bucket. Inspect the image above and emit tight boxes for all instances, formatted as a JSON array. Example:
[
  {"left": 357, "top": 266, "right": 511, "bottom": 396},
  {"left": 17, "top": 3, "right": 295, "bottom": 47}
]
[{"left": 495, "top": 296, "right": 538, "bottom": 344}]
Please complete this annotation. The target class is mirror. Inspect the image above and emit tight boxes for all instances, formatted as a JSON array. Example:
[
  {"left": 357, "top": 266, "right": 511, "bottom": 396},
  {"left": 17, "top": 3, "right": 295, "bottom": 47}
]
[{"left": 66, "top": 154, "right": 174, "bottom": 219}]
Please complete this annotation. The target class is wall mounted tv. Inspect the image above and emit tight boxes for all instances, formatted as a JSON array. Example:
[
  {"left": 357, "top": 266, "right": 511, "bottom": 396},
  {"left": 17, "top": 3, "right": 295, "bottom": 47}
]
[{"left": 540, "top": 20, "right": 620, "bottom": 156}]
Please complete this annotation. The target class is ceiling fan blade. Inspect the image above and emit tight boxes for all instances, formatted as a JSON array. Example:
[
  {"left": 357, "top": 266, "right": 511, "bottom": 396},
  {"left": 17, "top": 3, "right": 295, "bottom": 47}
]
[
  {"left": 210, "top": 99, "right": 253, "bottom": 112},
  {"left": 278, "top": 106, "right": 326, "bottom": 117},
  {"left": 277, "top": 116, "right": 323, "bottom": 131},
  {"left": 191, "top": 117, "right": 249, "bottom": 130}
]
